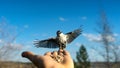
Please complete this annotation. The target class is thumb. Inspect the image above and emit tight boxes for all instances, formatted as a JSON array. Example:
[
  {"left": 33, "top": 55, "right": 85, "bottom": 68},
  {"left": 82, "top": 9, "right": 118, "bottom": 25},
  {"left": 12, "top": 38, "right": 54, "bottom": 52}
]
[
  {"left": 62, "top": 50, "right": 73, "bottom": 66},
  {"left": 22, "top": 51, "right": 44, "bottom": 67},
  {"left": 22, "top": 51, "right": 34, "bottom": 58},
  {"left": 63, "top": 50, "right": 70, "bottom": 56}
]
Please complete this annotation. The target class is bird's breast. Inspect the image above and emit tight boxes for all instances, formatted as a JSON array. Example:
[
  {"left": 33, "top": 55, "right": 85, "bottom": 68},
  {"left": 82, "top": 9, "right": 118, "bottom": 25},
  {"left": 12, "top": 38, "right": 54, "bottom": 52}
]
[{"left": 59, "top": 34, "right": 67, "bottom": 44}]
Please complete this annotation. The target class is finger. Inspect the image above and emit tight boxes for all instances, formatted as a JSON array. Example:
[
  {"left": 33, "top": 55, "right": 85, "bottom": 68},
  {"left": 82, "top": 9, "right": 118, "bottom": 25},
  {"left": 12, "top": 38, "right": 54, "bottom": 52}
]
[
  {"left": 44, "top": 52, "right": 52, "bottom": 56},
  {"left": 58, "top": 49, "right": 64, "bottom": 53},
  {"left": 52, "top": 51, "right": 58, "bottom": 57},
  {"left": 22, "top": 51, "right": 34, "bottom": 58},
  {"left": 22, "top": 51, "right": 43, "bottom": 60},
  {"left": 58, "top": 49, "right": 64, "bottom": 55},
  {"left": 21, "top": 51, "right": 44, "bottom": 67},
  {"left": 63, "top": 50, "right": 70, "bottom": 56},
  {"left": 62, "top": 51, "right": 73, "bottom": 66}
]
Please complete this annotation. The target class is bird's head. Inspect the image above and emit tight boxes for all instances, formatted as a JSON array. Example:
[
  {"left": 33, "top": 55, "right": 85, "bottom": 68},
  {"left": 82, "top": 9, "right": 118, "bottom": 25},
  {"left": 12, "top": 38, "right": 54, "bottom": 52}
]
[{"left": 57, "top": 30, "right": 62, "bottom": 36}]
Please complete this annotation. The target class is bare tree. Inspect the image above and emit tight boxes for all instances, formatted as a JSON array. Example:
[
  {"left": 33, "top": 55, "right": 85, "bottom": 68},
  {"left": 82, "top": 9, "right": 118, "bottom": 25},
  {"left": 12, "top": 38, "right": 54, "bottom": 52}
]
[
  {"left": 0, "top": 18, "right": 22, "bottom": 61},
  {"left": 95, "top": 11, "right": 120, "bottom": 68}
]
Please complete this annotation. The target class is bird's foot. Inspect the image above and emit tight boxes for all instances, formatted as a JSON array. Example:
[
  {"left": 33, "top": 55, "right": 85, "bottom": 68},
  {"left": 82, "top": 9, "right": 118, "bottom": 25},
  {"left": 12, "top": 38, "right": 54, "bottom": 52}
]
[
  {"left": 50, "top": 49, "right": 64, "bottom": 63},
  {"left": 56, "top": 49, "right": 64, "bottom": 63},
  {"left": 55, "top": 55, "right": 63, "bottom": 63}
]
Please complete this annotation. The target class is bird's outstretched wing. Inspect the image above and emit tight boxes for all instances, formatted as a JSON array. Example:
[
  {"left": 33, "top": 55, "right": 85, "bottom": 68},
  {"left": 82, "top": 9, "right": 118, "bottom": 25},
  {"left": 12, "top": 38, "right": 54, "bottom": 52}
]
[
  {"left": 66, "top": 28, "right": 82, "bottom": 43},
  {"left": 34, "top": 38, "right": 59, "bottom": 48}
]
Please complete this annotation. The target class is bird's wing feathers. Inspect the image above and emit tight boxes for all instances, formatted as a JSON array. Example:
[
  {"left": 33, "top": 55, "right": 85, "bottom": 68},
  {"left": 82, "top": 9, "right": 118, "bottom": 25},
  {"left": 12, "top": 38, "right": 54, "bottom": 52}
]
[
  {"left": 66, "top": 28, "right": 82, "bottom": 43},
  {"left": 34, "top": 38, "right": 59, "bottom": 48}
]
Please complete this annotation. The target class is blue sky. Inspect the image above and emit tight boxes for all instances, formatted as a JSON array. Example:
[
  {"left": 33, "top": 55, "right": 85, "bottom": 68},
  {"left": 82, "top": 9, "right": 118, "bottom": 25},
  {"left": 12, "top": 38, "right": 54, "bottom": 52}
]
[{"left": 0, "top": 0, "right": 120, "bottom": 62}]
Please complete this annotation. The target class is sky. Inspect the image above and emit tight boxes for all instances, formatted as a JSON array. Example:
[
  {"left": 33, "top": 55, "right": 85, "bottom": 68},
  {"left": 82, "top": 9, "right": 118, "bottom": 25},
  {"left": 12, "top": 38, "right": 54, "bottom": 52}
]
[{"left": 0, "top": 0, "right": 120, "bottom": 62}]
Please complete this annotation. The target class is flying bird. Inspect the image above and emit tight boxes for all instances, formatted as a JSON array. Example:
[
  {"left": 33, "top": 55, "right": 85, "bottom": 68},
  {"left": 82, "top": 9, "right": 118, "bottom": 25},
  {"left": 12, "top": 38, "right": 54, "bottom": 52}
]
[{"left": 34, "top": 28, "right": 82, "bottom": 50}]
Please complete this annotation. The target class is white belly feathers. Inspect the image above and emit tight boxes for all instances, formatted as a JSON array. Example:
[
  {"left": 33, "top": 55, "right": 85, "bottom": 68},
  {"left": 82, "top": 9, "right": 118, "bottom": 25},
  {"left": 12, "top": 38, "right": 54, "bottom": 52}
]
[{"left": 59, "top": 33, "right": 67, "bottom": 44}]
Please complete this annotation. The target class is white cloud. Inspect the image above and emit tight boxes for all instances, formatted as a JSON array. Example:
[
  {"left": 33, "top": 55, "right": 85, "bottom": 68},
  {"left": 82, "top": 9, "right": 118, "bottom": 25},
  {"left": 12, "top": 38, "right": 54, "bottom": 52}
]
[
  {"left": 89, "top": 49, "right": 104, "bottom": 61},
  {"left": 114, "top": 33, "right": 119, "bottom": 36},
  {"left": 59, "top": 17, "right": 66, "bottom": 22},
  {"left": 10, "top": 43, "right": 23, "bottom": 50},
  {"left": 0, "top": 39, "right": 3, "bottom": 43},
  {"left": 74, "top": 42, "right": 82, "bottom": 47},
  {"left": 83, "top": 33, "right": 117, "bottom": 42},
  {"left": 23, "top": 45, "right": 32, "bottom": 50},
  {"left": 83, "top": 33, "right": 102, "bottom": 42},
  {"left": 105, "top": 35, "right": 115, "bottom": 42}
]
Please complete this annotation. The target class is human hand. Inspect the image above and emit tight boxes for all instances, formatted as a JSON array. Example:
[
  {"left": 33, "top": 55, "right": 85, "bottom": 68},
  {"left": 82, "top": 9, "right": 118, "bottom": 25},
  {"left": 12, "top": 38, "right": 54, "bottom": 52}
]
[{"left": 22, "top": 50, "right": 74, "bottom": 68}]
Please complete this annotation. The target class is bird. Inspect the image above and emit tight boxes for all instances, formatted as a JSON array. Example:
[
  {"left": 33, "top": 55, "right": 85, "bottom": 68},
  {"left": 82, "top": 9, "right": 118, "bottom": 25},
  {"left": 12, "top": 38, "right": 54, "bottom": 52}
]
[{"left": 34, "top": 28, "right": 82, "bottom": 50}]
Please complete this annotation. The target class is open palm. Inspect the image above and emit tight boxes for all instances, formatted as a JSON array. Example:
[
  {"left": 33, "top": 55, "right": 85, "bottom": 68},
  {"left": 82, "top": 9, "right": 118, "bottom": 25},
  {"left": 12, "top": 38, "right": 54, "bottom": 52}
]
[{"left": 22, "top": 50, "right": 74, "bottom": 68}]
